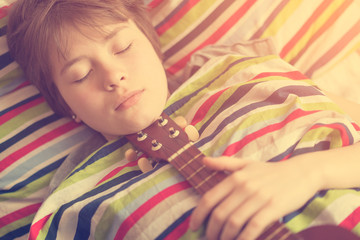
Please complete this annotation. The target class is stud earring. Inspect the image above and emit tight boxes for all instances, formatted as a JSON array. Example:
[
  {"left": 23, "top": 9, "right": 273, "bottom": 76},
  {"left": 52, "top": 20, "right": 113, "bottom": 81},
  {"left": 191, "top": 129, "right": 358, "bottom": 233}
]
[{"left": 72, "top": 114, "right": 76, "bottom": 120}]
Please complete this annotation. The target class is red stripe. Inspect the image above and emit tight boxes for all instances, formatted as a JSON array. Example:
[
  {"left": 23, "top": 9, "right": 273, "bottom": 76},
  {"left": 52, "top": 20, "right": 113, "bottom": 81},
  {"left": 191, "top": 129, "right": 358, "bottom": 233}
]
[
  {"left": 351, "top": 122, "right": 360, "bottom": 131},
  {"left": 163, "top": 215, "right": 191, "bottom": 240},
  {"left": 309, "top": 123, "right": 350, "bottom": 146},
  {"left": 114, "top": 181, "right": 191, "bottom": 239},
  {"left": 339, "top": 206, "right": 360, "bottom": 230},
  {"left": 288, "top": 0, "right": 353, "bottom": 66},
  {"left": 96, "top": 160, "right": 138, "bottom": 186},
  {"left": 148, "top": 0, "right": 163, "bottom": 9},
  {"left": 166, "top": 0, "right": 256, "bottom": 75},
  {"left": 280, "top": 0, "right": 332, "bottom": 58},
  {"left": 251, "top": 71, "right": 308, "bottom": 81},
  {"left": 29, "top": 214, "right": 51, "bottom": 240},
  {"left": 10, "top": 80, "right": 32, "bottom": 93},
  {"left": 0, "top": 121, "right": 80, "bottom": 173},
  {"left": 223, "top": 109, "right": 318, "bottom": 156},
  {"left": 156, "top": 0, "right": 201, "bottom": 36},
  {"left": 305, "top": 19, "right": 360, "bottom": 77},
  {"left": 0, "top": 203, "right": 42, "bottom": 229},
  {"left": 0, "top": 5, "right": 11, "bottom": 19},
  {"left": 0, "top": 97, "right": 45, "bottom": 125},
  {"left": 191, "top": 87, "right": 229, "bottom": 126}
]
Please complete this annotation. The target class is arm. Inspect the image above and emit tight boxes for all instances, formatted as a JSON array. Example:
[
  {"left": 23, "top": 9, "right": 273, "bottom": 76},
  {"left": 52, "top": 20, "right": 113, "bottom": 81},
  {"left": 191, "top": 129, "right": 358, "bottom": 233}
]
[{"left": 190, "top": 143, "right": 360, "bottom": 240}]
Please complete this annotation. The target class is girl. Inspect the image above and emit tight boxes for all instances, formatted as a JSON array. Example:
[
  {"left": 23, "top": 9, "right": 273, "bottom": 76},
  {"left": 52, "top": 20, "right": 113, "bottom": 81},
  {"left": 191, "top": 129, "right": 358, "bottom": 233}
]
[{"left": 7, "top": 0, "right": 360, "bottom": 239}]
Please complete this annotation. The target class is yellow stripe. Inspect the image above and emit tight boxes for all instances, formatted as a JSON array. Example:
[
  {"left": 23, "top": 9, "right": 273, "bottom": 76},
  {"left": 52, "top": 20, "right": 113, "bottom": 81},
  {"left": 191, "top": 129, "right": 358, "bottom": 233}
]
[
  {"left": 159, "top": 0, "right": 219, "bottom": 47},
  {"left": 283, "top": 0, "right": 344, "bottom": 62},
  {"left": 260, "top": 0, "right": 302, "bottom": 39}
]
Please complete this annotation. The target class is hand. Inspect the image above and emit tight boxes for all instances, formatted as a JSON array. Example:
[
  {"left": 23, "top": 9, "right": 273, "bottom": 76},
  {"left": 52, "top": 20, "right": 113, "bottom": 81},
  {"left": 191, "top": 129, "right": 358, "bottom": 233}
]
[{"left": 189, "top": 156, "right": 321, "bottom": 240}]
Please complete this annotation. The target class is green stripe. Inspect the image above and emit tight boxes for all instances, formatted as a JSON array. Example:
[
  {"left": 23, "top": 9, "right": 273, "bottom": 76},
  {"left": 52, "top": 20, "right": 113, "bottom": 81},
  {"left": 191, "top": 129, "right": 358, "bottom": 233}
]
[
  {"left": 0, "top": 67, "right": 23, "bottom": 88},
  {"left": 0, "top": 102, "right": 51, "bottom": 139},
  {"left": 286, "top": 189, "right": 360, "bottom": 233},
  {"left": 159, "top": 0, "right": 218, "bottom": 47},
  {"left": 0, "top": 171, "right": 54, "bottom": 200},
  {"left": 54, "top": 143, "right": 131, "bottom": 193},
  {"left": 0, "top": 213, "right": 34, "bottom": 238}
]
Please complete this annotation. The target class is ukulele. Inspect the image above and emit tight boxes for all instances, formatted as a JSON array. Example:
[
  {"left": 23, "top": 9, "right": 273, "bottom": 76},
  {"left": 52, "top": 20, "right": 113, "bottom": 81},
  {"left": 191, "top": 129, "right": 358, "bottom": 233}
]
[{"left": 125, "top": 113, "right": 359, "bottom": 240}]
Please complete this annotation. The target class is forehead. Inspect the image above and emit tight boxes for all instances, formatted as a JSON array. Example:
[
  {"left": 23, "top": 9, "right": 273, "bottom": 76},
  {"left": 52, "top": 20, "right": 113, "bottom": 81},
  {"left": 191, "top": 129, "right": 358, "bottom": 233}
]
[{"left": 53, "top": 20, "right": 131, "bottom": 58}]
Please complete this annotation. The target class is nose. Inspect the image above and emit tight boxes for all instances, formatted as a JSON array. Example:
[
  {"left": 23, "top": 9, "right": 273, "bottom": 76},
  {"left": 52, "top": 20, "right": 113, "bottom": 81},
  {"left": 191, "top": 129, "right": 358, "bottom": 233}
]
[{"left": 102, "top": 64, "right": 126, "bottom": 91}]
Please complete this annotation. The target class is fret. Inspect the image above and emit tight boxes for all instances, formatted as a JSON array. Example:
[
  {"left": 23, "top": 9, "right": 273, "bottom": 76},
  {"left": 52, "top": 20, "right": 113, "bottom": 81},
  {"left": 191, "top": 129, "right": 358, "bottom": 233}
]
[
  {"left": 168, "top": 142, "right": 194, "bottom": 162},
  {"left": 186, "top": 165, "right": 206, "bottom": 181},
  {"left": 193, "top": 171, "right": 218, "bottom": 192},
  {"left": 177, "top": 152, "right": 203, "bottom": 171}
]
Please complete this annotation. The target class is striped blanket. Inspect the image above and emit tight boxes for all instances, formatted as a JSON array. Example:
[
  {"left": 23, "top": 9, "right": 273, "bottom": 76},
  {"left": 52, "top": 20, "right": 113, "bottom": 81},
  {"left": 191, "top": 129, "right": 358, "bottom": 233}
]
[{"left": 30, "top": 53, "right": 360, "bottom": 239}]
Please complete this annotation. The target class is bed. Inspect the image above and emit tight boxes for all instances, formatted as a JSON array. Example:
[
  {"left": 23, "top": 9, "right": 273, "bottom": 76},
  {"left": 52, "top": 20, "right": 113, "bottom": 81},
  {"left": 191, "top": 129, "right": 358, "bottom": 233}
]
[{"left": 1, "top": 0, "right": 360, "bottom": 239}]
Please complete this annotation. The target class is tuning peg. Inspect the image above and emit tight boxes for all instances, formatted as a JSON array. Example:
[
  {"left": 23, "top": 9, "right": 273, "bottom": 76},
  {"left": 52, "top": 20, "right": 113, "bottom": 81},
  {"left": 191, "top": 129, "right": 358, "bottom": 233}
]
[
  {"left": 125, "top": 148, "right": 138, "bottom": 162},
  {"left": 138, "top": 157, "right": 153, "bottom": 173},
  {"left": 185, "top": 125, "right": 199, "bottom": 142},
  {"left": 173, "top": 116, "right": 188, "bottom": 129}
]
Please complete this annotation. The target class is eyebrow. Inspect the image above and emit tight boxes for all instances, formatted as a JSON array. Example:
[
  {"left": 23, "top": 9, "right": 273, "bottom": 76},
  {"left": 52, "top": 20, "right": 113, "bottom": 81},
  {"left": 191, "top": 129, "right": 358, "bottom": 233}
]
[{"left": 60, "top": 25, "right": 128, "bottom": 75}]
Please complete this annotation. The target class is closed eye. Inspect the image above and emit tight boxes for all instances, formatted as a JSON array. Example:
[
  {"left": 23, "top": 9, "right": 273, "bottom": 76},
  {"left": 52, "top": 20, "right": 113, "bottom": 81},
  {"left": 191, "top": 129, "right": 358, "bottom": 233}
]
[
  {"left": 74, "top": 70, "right": 92, "bottom": 83},
  {"left": 115, "top": 43, "right": 132, "bottom": 55}
]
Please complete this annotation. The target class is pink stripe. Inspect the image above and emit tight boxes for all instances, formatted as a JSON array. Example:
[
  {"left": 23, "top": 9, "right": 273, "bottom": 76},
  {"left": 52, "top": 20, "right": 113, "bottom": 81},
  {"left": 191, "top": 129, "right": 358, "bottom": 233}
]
[
  {"left": 191, "top": 87, "right": 229, "bottom": 126},
  {"left": 0, "top": 5, "right": 11, "bottom": 19},
  {"left": 352, "top": 123, "right": 360, "bottom": 131},
  {"left": 0, "top": 121, "right": 80, "bottom": 173},
  {"left": 148, "top": 0, "right": 163, "bottom": 9},
  {"left": 280, "top": 0, "right": 332, "bottom": 58},
  {"left": 223, "top": 109, "right": 318, "bottom": 156},
  {"left": 29, "top": 214, "right": 51, "bottom": 240},
  {"left": 156, "top": 0, "right": 201, "bottom": 36},
  {"left": 0, "top": 203, "right": 42, "bottom": 229},
  {"left": 309, "top": 123, "right": 350, "bottom": 146},
  {"left": 288, "top": 0, "right": 353, "bottom": 66},
  {"left": 305, "top": 19, "right": 360, "bottom": 77},
  {"left": 114, "top": 181, "right": 191, "bottom": 239},
  {"left": 0, "top": 97, "right": 45, "bottom": 125},
  {"left": 96, "top": 160, "right": 138, "bottom": 186},
  {"left": 166, "top": 0, "right": 256, "bottom": 75},
  {"left": 10, "top": 80, "right": 32, "bottom": 93},
  {"left": 339, "top": 206, "right": 360, "bottom": 230}
]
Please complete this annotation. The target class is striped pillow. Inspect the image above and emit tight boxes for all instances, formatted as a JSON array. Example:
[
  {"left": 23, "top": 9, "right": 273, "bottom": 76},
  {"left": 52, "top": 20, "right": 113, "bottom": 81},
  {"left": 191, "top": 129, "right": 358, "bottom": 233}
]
[{"left": 151, "top": 0, "right": 360, "bottom": 102}]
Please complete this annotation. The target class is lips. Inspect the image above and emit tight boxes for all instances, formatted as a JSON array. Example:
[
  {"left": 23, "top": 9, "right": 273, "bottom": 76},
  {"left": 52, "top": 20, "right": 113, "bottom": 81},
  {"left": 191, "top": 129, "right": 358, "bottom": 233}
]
[{"left": 115, "top": 89, "right": 144, "bottom": 111}]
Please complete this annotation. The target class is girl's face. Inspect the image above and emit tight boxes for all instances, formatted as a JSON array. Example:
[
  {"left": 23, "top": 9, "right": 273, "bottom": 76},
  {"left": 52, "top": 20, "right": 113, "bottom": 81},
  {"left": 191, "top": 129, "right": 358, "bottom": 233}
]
[{"left": 51, "top": 20, "right": 168, "bottom": 141}]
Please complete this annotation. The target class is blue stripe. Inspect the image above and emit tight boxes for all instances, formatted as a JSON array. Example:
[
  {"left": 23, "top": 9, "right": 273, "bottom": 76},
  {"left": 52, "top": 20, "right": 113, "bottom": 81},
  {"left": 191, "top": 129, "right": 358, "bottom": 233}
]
[
  {"left": 0, "top": 223, "right": 30, "bottom": 240},
  {"left": 0, "top": 26, "right": 7, "bottom": 37},
  {"left": 0, "top": 114, "right": 60, "bottom": 153},
  {"left": 0, "top": 52, "right": 12, "bottom": 70},
  {"left": 66, "top": 136, "right": 128, "bottom": 179},
  {"left": 0, "top": 128, "right": 92, "bottom": 188},
  {"left": 0, "top": 93, "right": 41, "bottom": 116},
  {"left": 155, "top": 208, "right": 193, "bottom": 240},
  {"left": 0, "top": 157, "right": 64, "bottom": 194},
  {"left": 44, "top": 169, "right": 144, "bottom": 240},
  {"left": 0, "top": 76, "right": 26, "bottom": 97}
]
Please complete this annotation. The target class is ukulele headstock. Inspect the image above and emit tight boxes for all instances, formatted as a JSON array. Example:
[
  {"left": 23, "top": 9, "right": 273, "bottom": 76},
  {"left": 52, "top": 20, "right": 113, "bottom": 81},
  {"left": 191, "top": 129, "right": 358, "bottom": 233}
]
[{"left": 125, "top": 113, "right": 191, "bottom": 162}]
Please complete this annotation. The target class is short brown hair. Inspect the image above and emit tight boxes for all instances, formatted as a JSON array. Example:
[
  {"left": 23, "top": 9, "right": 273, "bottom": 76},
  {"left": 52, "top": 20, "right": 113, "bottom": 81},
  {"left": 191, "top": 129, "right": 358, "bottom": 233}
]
[{"left": 7, "top": 0, "right": 162, "bottom": 117}]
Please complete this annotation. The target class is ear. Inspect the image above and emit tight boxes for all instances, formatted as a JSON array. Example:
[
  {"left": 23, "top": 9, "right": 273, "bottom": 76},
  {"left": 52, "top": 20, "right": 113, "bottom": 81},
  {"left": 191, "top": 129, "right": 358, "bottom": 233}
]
[{"left": 71, "top": 114, "right": 82, "bottom": 123}]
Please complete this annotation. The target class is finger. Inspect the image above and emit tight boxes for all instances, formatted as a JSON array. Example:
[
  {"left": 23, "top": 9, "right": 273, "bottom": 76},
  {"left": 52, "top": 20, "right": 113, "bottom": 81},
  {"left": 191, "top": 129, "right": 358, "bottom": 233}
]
[
  {"left": 190, "top": 175, "right": 234, "bottom": 230},
  {"left": 205, "top": 190, "right": 248, "bottom": 240},
  {"left": 236, "top": 202, "right": 280, "bottom": 240},
  {"left": 203, "top": 156, "right": 251, "bottom": 171}
]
